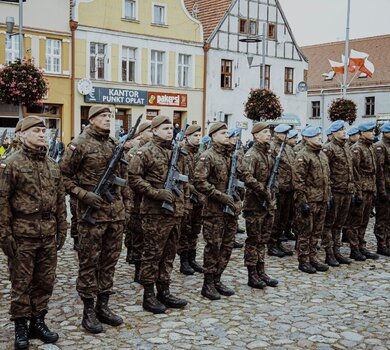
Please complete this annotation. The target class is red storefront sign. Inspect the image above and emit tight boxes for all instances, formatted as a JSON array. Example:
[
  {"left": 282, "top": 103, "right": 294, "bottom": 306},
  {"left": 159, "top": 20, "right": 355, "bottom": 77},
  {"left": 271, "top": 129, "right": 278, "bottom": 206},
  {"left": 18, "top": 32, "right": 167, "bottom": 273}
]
[{"left": 148, "top": 92, "right": 187, "bottom": 107}]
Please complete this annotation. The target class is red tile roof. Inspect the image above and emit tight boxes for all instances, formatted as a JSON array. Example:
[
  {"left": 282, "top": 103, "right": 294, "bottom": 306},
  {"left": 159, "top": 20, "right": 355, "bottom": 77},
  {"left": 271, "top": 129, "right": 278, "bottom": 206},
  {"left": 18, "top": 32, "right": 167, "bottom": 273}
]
[{"left": 302, "top": 35, "right": 390, "bottom": 91}]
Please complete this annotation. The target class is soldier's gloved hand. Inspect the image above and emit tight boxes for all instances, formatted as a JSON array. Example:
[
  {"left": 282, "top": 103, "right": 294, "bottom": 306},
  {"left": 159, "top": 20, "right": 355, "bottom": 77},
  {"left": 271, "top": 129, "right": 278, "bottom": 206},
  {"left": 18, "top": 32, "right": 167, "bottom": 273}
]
[
  {"left": 299, "top": 203, "right": 311, "bottom": 217},
  {"left": 327, "top": 196, "right": 335, "bottom": 210},
  {"left": 0, "top": 235, "right": 17, "bottom": 259},
  {"left": 56, "top": 233, "right": 66, "bottom": 251},
  {"left": 219, "top": 193, "right": 235, "bottom": 208},
  {"left": 378, "top": 192, "right": 388, "bottom": 203},
  {"left": 82, "top": 191, "right": 104, "bottom": 210},
  {"left": 352, "top": 194, "right": 363, "bottom": 206},
  {"left": 154, "top": 189, "right": 174, "bottom": 203}
]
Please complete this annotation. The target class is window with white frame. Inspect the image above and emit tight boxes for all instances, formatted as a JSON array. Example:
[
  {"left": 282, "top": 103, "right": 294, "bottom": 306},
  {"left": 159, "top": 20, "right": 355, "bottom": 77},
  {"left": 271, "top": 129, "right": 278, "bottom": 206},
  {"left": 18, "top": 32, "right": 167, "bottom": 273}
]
[
  {"left": 124, "top": 0, "right": 136, "bottom": 19},
  {"left": 178, "top": 54, "right": 191, "bottom": 87},
  {"left": 90, "top": 42, "right": 107, "bottom": 80},
  {"left": 150, "top": 50, "right": 165, "bottom": 85},
  {"left": 45, "top": 39, "right": 62, "bottom": 73},
  {"left": 122, "top": 47, "right": 136, "bottom": 82},
  {"left": 5, "top": 35, "right": 20, "bottom": 63},
  {"left": 153, "top": 4, "right": 166, "bottom": 25}
]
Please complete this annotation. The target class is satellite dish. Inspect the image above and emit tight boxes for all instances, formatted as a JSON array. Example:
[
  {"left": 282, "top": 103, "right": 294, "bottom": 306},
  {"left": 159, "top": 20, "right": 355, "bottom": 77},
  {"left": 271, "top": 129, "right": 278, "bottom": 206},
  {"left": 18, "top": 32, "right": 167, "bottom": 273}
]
[{"left": 297, "top": 81, "right": 308, "bottom": 93}]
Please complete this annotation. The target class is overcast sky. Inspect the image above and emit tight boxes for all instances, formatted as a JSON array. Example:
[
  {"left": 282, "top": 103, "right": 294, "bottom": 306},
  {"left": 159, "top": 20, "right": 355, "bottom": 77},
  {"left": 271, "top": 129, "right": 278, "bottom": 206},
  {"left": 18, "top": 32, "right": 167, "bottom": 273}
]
[{"left": 278, "top": 0, "right": 390, "bottom": 47}]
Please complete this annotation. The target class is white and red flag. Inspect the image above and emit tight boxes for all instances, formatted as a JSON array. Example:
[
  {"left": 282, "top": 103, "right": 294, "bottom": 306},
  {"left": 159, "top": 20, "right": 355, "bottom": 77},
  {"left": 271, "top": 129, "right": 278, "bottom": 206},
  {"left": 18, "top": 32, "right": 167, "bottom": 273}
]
[
  {"left": 349, "top": 49, "right": 369, "bottom": 68},
  {"left": 328, "top": 59, "right": 345, "bottom": 75}
]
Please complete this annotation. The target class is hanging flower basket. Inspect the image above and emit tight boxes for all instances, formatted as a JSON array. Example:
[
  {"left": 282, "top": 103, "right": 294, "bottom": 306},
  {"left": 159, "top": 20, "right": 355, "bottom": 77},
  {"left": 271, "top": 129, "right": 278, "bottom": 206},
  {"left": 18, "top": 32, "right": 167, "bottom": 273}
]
[
  {"left": 328, "top": 98, "right": 357, "bottom": 125},
  {"left": 244, "top": 88, "right": 283, "bottom": 121},
  {"left": 0, "top": 59, "right": 48, "bottom": 107}
]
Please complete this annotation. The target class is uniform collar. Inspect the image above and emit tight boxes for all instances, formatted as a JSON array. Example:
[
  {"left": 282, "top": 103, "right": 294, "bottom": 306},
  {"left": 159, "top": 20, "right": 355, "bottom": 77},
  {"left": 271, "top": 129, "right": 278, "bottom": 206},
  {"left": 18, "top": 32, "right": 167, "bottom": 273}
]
[
  {"left": 22, "top": 144, "right": 47, "bottom": 160},
  {"left": 254, "top": 141, "right": 270, "bottom": 153},
  {"left": 152, "top": 135, "right": 172, "bottom": 149},
  {"left": 86, "top": 125, "right": 110, "bottom": 141}
]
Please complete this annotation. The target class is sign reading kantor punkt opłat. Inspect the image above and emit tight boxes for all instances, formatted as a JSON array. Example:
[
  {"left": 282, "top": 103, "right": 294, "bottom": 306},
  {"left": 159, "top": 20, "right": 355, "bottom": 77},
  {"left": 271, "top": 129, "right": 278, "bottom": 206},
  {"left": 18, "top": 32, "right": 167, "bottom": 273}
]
[{"left": 85, "top": 87, "right": 148, "bottom": 105}]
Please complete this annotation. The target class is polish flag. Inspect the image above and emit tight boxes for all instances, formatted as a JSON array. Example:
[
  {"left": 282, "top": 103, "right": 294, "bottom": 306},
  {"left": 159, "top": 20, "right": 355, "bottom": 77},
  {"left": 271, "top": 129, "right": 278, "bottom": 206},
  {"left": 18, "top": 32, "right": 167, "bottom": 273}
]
[
  {"left": 329, "top": 59, "right": 345, "bottom": 75},
  {"left": 342, "top": 55, "right": 357, "bottom": 73},
  {"left": 349, "top": 49, "right": 369, "bottom": 68},
  {"left": 359, "top": 58, "right": 375, "bottom": 78}
]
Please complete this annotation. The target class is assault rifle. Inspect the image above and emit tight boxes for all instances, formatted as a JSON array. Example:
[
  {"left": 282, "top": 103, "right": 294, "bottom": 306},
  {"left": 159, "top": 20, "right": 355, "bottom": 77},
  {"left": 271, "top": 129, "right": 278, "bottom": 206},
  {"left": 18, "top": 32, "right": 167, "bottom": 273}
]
[
  {"left": 261, "top": 135, "right": 288, "bottom": 209},
  {"left": 161, "top": 126, "right": 189, "bottom": 213},
  {"left": 48, "top": 129, "right": 59, "bottom": 159},
  {"left": 0, "top": 129, "right": 8, "bottom": 148},
  {"left": 82, "top": 114, "right": 143, "bottom": 225},
  {"left": 224, "top": 129, "right": 245, "bottom": 216}
]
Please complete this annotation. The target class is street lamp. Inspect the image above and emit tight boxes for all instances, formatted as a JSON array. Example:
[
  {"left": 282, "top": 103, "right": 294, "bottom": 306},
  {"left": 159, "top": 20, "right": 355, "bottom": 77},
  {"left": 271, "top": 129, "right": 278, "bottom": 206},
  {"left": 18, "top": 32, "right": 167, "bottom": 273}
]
[{"left": 6, "top": 16, "right": 15, "bottom": 34}]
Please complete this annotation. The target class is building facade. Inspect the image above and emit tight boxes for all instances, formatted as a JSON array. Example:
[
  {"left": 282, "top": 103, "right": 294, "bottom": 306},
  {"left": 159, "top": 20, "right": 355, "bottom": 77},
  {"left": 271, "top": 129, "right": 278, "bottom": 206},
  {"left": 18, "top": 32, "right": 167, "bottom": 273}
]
[
  {"left": 0, "top": 0, "right": 72, "bottom": 142},
  {"left": 72, "top": 0, "right": 204, "bottom": 136},
  {"left": 303, "top": 35, "right": 390, "bottom": 133}
]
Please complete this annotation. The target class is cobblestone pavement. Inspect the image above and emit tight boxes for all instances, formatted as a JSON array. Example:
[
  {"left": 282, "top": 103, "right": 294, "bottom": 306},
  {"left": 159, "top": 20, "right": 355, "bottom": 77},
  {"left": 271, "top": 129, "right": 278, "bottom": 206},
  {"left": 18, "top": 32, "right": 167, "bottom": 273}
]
[{"left": 1, "top": 219, "right": 389, "bottom": 350}]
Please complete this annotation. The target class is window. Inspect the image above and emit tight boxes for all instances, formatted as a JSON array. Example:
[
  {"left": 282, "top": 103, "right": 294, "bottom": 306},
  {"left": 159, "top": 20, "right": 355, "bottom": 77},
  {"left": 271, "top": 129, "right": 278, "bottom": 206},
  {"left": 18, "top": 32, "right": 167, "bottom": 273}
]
[
  {"left": 311, "top": 101, "right": 321, "bottom": 118},
  {"left": 284, "top": 67, "right": 294, "bottom": 94},
  {"left": 260, "top": 64, "right": 271, "bottom": 89},
  {"left": 5, "top": 35, "right": 20, "bottom": 63},
  {"left": 122, "top": 47, "right": 136, "bottom": 82},
  {"left": 151, "top": 50, "right": 165, "bottom": 85},
  {"left": 267, "top": 22, "right": 277, "bottom": 40},
  {"left": 153, "top": 4, "right": 166, "bottom": 25},
  {"left": 249, "top": 20, "right": 257, "bottom": 35},
  {"left": 124, "top": 0, "right": 136, "bottom": 19},
  {"left": 239, "top": 19, "right": 248, "bottom": 34},
  {"left": 221, "top": 59, "right": 233, "bottom": 89},
  {"left": 178, "top": 54, "right": 191, "bottom": 87},
  {"left": 90, "top": 42, "right": 106, "bottom": 80},
  {"left": 45, "top": 39, "right": 61, "bottom": 73},
  {"left": 365, "top": 97, "right": 375, "bottom": 116}
]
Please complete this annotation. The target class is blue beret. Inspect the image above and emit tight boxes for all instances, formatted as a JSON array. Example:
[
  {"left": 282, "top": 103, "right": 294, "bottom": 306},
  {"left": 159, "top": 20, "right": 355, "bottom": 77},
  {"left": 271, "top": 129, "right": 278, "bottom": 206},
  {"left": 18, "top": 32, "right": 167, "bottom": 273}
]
[
  {"left": 274, "top": 124, "right": 291, "bottom": 133},
  {"left": 347, "top": 127, "right": 360, "bottom": 136},
  {"left": 302, "top": 126, "right": 321, "bottom": 138},
  {"left": 325, "top": 128, "right": 332, "bottom": 136},
  {"left": 202, "top": 136, "right": 211, "bottom": 144},
  {"left": 227, "top": 128, "right": 240, "bottom": 138},
  {"left": 329, "top": 120, "right": 345, "bottom": 133},
  {"left": 288, "top": 129, "right": 298, "bottom": 139},
  {"left": 119, "top": 135, "right": 128, "bottom": 143},
  {"left": 380, "top": 122, "right": 390, "bottom": 133},
  {"left": 358, "top": 121, "right": 376, "bottom": 132}
]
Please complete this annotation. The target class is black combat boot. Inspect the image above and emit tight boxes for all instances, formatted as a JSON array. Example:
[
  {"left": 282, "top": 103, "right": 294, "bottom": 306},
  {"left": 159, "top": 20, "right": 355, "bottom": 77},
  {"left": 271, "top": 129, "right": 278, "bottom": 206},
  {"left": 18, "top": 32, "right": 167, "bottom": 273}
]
[
  {"left": 126, "top": 247, "right": 135, "bottom": 264},
  {"left": 284, "top": 229, "right": 296, "bottom": 241},
  {"left": 325, "top": 248, "right": 340, "bottom": 267},
  {"left": 298, "top": 262, "right": 317, "bottom": 274},
  {"left": 156, "top": 283, "right": 187, "bottom": 309},
  {"left": 29, "top": 311, "right": 58, "bottom": 344},
  {"left": 134, "top": 261, "right": 141, "bottom": 283},
  {"left": 310, "top": 259, "right": 329, "bottom": 272},
  {"left": 142, "top": 284, "right": 166, "bottom": 314},
  {"left": 377, "top": 246, "right": 390, "bottom": 257},
  {"left": 360, "top": 248, "right": 379, "bottom": 260},
  {"left": 179, "top": 252, "right": 195, "bottom": 275},
  {"left": 334, "top": 248, "right": 352, "bottom": 264},
  {"left": 341, "top": 228, "right": 349, "bottom": 243},
  {"left": 257, "top": 262, "right": 278, "bottom": 287},
  {"left": 268, "top": 245, "right": 286, "bottom": 258},
  {"left": 188, "top": 249, "right": 204, "bottom": 273},
  {"left": 95, "top": 294, "right": 123, "bottom": 326},
  {"left": 81, "top": 298, "right": 103, "bottom": 334},
  {"left": 277, "top": 242, "right": 293, "bottom": 256},
  {"left": 201, "top": 273, "right": 221, "bottom": 300},
  {"left": 233, "top": 240, "right": 244, "bottom": 249},
  {"left": 350, "top": 248, "right": 366, "bottom": 261},
  {"left": 73, "top": 236, "right": 79, "bottom": 251},
  {"left": 214, "top": 274, "right": 235, "bottom": 296},
  {"left": 14, "top": 318, "right": 29, "bottom": 350},
  {"left": 247, "top": 266, "right": 266, "bottom": 289}
]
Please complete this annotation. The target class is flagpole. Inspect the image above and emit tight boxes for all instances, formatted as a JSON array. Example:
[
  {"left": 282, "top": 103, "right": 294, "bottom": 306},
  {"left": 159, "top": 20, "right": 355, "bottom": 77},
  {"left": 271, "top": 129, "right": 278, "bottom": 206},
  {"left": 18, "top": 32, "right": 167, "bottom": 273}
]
[{"left": 342, "top": 0, "right": 351, "bottom": 98}]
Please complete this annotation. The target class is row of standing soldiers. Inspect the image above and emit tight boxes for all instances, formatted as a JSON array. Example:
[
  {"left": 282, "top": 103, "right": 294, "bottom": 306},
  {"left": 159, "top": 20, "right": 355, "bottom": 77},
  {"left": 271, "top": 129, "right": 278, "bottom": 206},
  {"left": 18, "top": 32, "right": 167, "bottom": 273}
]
[{"left": 1, "top": 107, "right": 390, "bottom": 349}]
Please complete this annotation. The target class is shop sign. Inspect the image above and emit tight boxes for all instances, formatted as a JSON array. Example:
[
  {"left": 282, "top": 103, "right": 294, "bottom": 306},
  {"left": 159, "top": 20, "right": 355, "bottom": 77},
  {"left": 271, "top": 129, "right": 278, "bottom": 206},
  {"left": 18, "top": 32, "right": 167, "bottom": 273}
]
[
  {"left": 148, "top": 92, "right": 187, "bottom": 107},
  {"left": 85, "top": 87, "right": 147, "bottom": 106}
]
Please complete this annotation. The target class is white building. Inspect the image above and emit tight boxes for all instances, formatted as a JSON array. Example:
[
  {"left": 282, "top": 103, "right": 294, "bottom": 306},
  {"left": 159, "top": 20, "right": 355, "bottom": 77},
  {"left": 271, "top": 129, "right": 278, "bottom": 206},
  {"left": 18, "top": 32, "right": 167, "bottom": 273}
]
[
  {"left": 302, "top": 35, "right": 390, "bottom": 133},
  {"left": 185, "top": 0, "right": 308, "bottom": 141}
]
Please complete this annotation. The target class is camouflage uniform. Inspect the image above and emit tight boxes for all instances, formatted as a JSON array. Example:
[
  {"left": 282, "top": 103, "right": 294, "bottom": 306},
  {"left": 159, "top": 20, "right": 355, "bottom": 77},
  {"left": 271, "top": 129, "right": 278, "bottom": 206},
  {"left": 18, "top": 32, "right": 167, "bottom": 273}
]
[
  {"left": 0, "top": 144, "right": 67, "bottom": 320},
  {"left": 293, "top": 144, "right": 330, "bottom": 265},
  {"left": 60, "top": 125, "right": 130, "bottom": 299}
]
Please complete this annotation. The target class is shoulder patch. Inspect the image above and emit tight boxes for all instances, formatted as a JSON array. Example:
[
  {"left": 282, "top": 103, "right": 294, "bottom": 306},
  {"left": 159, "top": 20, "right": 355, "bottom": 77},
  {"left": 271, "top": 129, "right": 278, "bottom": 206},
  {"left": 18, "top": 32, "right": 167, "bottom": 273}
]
[
  {"left": 136, "top": 151, "right": 143, "bottom": 155},
  {"left": 200, "top": 157, "right": 206, "bottom": 161},
  {"left": 297, "top": 158, "right": 304, "bottom": 162},
  {"left": 376, "top": 147, "right": 383, "bottom": 151},
  {"left": 69, "top": 144, "right": 77, "bottom": 151},
  {"left": 323, "top": 148, "right": 327, "bottom": 152},
  {"left": 0, "top": 163, "right": 6, "bottom": 168},
  {"left": 353, "top": 150, "right": 359, "bottom": 153}
]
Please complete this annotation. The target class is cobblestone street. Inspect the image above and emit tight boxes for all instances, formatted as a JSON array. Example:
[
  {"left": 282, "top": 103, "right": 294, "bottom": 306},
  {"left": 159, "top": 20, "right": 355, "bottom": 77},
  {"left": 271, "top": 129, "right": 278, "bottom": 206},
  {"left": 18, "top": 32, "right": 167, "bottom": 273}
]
[{"left": 1, "top": 220, "right": 389, "bottom": 350}]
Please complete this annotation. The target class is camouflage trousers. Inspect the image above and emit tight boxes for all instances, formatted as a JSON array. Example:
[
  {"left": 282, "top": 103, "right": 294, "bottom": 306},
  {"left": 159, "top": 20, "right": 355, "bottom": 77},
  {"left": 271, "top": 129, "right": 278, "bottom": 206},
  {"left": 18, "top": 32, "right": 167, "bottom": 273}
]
[
  {"left": 202, "top": 216, "right": 237, "bottom": 275},
  {"left": 295, "top": 202, "right": 327, "bottom": 263},
  {"left": 10, "top": 236, "right": 57, "bottom": 320},
  {"left": 346, "top": 192, "right": 374, "bottom": 250},
  {"left": 322, "top": 192, "right": 352, "bottom": 250},
  {"left": 177, "top": 205, "right": 203, "bottom": 254},
  {"left": 244, "top": 210, "right": 274, "bottom": 266},
  {"left": 374, "top": 193, "right": 390, "bottom": 249},
  {"left": 127, "top": 214, "right": 144, "bottom": 262},
  {"left": 77, "top": 221, "right": 124, "bottom": 299},
  {"left": 269, "top": 191, "right": 293, "bottom": 246},
  {"left": 70, "top": 196, "right": 78, "bottom": 239},
  {"left": 140, "top": 215, "right": 182, "bottom": 285}
]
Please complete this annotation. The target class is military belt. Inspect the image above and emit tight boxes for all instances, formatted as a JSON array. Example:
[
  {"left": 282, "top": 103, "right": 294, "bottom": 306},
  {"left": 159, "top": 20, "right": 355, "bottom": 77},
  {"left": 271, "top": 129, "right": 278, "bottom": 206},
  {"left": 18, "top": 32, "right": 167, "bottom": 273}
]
[{"left": 13, "top": 211, "right": 53, "bottom": 221}]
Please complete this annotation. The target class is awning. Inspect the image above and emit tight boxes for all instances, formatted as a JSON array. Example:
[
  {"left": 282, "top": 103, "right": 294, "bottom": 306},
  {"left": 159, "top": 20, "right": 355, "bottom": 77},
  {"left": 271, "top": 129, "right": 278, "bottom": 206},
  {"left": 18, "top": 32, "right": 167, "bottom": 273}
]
[{"left": 266, "top": 114, "right": 301, "bottom": 126}]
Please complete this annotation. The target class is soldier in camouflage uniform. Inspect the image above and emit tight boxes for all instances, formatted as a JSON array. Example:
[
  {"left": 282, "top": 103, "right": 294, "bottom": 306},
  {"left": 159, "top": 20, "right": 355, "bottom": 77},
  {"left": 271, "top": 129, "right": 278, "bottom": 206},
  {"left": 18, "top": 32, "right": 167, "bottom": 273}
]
[
  {"left": 128, "top": 116, "right": 188, "bottom": 314},
  {"left": 239, "top": 122, "right": 279, "bottom": 289},
  {"left": 347, "top": 121, "right": 379, "bottom": 261},
  {"left": 268, "top": 124, "right": 294, "bottom": 257},
  {"left": 194, "top": 123, "right": 241, "bottom": 300},
  {"left": 177, "top": 125, "right": 204, "bottom": 275},
  {"left": 293, "top": 126, "right": 330, "bottom": 274},
  {"left": 61, "top": 105, "right": 130, "bottom": 333},
  {"left": 0, "top": 116, "right": 67, "bottom": 349},
  {"left": 322, "top": 120, "right": 354, "bottom": 266},
  {"left": 374, "top": 122, "right": 390, "bottom": 256}
]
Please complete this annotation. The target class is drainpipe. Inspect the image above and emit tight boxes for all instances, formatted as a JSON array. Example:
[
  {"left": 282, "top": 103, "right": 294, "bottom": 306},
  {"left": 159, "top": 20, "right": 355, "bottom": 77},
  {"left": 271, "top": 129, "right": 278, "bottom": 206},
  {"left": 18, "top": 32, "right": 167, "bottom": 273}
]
[
  {"left": 202, "top": 43, "right": 210, "bottom": 134},
  {"left": 320, "top": 89, "right": 325, "bottom": 139},
  {"left": 70, "top": 19, "right": 78, "bottom": 138}
]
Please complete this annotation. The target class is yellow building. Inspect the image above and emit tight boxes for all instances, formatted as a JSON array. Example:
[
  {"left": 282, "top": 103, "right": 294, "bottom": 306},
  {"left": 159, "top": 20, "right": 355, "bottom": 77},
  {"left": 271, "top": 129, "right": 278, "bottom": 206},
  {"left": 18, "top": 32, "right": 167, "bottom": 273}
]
[
  {"left": 72, "top": 0, "right": 204, "bottom": 135},
  {"left": 0, "top": 0, "right": 72, "bottom": 144}
]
